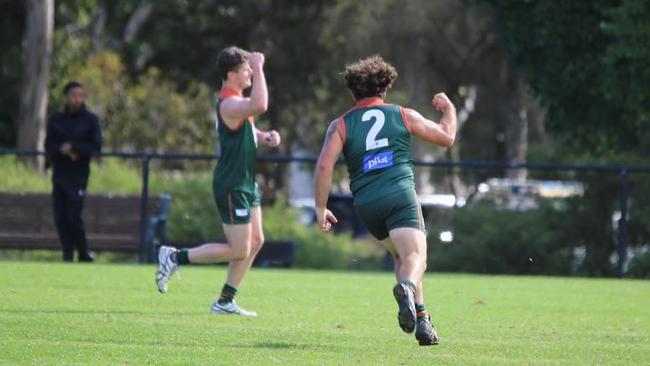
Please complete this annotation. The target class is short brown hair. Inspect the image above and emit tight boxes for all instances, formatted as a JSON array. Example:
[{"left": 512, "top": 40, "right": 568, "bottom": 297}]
[
  {"left": 217, "top": 46, "right": 249, "bottom": 81},
  {"left": 344, "top": 56, "right": 398, "bottom": 100}
]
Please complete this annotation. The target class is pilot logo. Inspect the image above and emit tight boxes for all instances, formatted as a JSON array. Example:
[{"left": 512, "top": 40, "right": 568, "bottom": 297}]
[{"left": 363, "top": 151, "right": 394, "bottom": 172}]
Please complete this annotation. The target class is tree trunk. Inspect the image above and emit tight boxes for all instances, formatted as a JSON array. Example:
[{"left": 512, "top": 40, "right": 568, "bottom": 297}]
[
  {"left": 16, "top": 0, "right": 53, "bottom": 164},
  {"left": 503, "top": 77, "right": 530, "bottom": 181}
]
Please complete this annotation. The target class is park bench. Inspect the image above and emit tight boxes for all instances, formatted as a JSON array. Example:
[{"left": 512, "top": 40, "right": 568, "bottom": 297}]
[
  {"left": 0, "top": 191, "right": 296, "bottom": 266},
  {"left": 0, "top": 191, "right": 170, "bottom": 260}
]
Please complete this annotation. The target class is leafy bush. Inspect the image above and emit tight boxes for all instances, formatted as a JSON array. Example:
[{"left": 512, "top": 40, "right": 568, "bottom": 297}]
[
  {"left": 53, "top": 51, "right": 216, "bottom": 155},
  {"left": 151, "top": 173, "right": 225, "bottom": 244},
  {"left": 0, "top": 156, "right": 50, "bottom": 192},
  {"left": 262, "top": 198, "right": 384, "bottom": 270},
  {"left": 428, "top": 201, "right": 575, "bottom": 275},
  {"left": 626, "top": 251, "right": 650, "bottom": 279}
]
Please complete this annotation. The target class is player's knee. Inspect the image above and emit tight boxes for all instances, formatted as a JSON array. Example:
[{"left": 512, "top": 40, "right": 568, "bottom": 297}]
[
  {"left": 230, "top": 244, "right": 251, "bottom": 261},
  {"left": 253, "top": 231, "right": 264, "bottom": 246},
  {"left": 251, "top": 235, "right": 264, "bottom": 255}
]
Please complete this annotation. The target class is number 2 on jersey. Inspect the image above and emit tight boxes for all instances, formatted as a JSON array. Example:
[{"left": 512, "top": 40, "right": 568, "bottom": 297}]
[{"left": 362, "top": 109, "right": 388, "bottom": 151}]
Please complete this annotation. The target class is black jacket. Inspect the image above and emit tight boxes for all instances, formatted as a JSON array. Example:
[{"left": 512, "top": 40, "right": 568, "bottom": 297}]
[{"left": 44, "top": 105, "right": 102, "bottom": 187}]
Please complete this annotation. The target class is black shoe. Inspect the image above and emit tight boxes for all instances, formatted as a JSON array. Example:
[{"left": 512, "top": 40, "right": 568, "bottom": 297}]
[
  {"left": 393, "top": 282, "right": 416, "bottom": 333},
  {"left": 415, "top": 315, "right": 440, "bottom": 346},
  {"left": 78, "top": 252, "right": 95, "bottom": 262}
]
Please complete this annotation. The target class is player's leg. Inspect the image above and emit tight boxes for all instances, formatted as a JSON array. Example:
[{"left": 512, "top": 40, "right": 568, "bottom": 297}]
[
  {"left": 211, "top": 206, "right": 263, "bottom": 317},
  {"left": 208, "top": 223, "right": 257, "bottom": 316},
  {"left": 156, "top": 191, "right": 252, "bottom": 293},
  {"left": 211, "top": 191, "right": 261, "bottom": 316},
  {"left": 225, "top": 206, "right": 264, "bottom": 288},
  {"left": 388, "top": 227, "right": 427, "bottom": 334},
  {"left": 385, "top": 233, "right": 436, "bottom": 344},
  {"left": 187, "top": 189, "right": 254, "bottom": 264},
  {"left": 186, "top": 224, "right": 252, "bottom": 264},
  {"left": 385, "top": 188, "right": 439, "bottom": 344},
  {"left": 381, "top": 237, "right": 401, "bottom": 281}
]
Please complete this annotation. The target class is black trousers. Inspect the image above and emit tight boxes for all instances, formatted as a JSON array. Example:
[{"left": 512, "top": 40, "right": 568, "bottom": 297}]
[{"left": 52, "top": 182, "right": 89, "bottom": 261}]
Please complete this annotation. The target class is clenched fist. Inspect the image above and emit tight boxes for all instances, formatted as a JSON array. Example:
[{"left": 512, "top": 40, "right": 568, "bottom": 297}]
[
  {"left": 432, "top": 93, "right": 453, "bottom": 113},
  {"left": 248, "top": 52, "right": 265, "bottom": 70}
]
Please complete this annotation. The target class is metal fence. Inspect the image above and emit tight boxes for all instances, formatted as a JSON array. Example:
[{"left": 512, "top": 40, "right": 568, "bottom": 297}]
[{"left": 2, "top": 148, "right": 650, "bottom": 277}]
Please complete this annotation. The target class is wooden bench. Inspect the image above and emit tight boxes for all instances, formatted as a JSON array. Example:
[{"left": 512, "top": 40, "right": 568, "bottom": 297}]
[{"left": 0, "top": 192, "right": 170, "bottom": 260}]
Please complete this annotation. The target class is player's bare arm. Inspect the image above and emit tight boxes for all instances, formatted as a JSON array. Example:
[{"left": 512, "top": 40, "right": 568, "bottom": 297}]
[
  {"left": 254, "top": 127, "right": 281, "bottom": 147},
  {"left": 314, "top": 120, "right": 342, "bottom": 232},
  {"left": 221, "top": 52, "right": 268, "bottom": 128},
  {"left": 407, "top": 92, "right": 457, "bottom": 148}
]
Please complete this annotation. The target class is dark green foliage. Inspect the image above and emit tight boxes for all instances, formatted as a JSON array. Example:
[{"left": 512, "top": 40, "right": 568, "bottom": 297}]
[
  {"left": 488, "top": 0, "right": 650, "bottom": 155},
  {"left": 428, "top": 200, "right": 575, "bottom": 275},
  {"left": 627, "top": 252, "right": 650, "bottom": 279}
]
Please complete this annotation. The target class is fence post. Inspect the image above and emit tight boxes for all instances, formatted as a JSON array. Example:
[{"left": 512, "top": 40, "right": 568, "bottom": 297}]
[
  {"left": 616, "top": 169, "right": 629, "bottom": 278},
  {"left": 139, "top": 154, "right": 151, "bottom": 264}
]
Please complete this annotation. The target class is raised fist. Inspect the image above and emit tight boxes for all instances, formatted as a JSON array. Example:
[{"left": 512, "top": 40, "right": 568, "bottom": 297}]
[
  {"left": 432, "top": 93, "right": 453, "bottom": 112},
  {"left": 248, "top": 52, "right": 265, "bottom": 69}
]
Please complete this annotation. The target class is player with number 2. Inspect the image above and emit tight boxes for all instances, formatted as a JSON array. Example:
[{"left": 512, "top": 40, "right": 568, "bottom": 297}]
[{"left": 313, "top": 56, "right": 457, "bottom": 346}]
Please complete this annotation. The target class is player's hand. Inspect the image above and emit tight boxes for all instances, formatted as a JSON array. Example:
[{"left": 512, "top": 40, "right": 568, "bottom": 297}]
[
  {"left": 432, "top": 92, "right": 453, "bottom": 112},
  {"left": 264, "top": 130, "right": 281, "bottom": 147},
  {"left": 248, "top": 52, "right": 265, "bottom": 70},
  {"left": 316, "top": 207, "right": 338, "bottom": 232}
]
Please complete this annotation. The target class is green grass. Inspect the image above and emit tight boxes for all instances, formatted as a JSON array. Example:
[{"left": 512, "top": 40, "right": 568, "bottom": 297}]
[{"left": 0, "top": 262, "right": 648, "bottom": 365}]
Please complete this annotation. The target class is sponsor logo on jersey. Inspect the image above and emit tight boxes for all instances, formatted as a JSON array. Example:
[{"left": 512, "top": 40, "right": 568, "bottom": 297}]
[
  {"left": 363, "top": 151, "right": 394, "bottom": 172},
  {"left": 235, "top": 208, "right": 249, "bottom": 217}
]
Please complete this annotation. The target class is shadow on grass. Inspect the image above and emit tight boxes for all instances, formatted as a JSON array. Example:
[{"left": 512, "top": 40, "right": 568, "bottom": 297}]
[{"left": 227, "top": 341, "right": 341, "bottom": 351}]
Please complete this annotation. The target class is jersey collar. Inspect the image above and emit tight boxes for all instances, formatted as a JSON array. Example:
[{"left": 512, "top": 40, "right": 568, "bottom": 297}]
[
  {"left": 354, "top": 97, "right": 385, "bottom": 108},
  {"left": 219, "top": 85, "right": 243, "bottom": 99}
]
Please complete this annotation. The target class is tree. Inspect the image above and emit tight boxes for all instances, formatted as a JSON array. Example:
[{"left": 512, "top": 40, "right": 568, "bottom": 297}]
[
  {"left": 487, "top": 0, "right": 650, "bottom": 276},
  {"left": 487, "top": 0, "right": 650, "bottom": 156},
  {"left": 16, "top": 0, "right": 53, "bottom": 157},
  {"left": 0, "top": 1, "right": 25, "bottom": 147},
  {"left": 602, "top": 0, "right": 650, "bottom": 156}
]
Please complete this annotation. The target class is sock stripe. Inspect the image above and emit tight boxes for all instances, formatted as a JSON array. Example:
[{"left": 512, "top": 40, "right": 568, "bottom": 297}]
[{"left": 218, "top": 283, "right": 238, "bottom": 304}]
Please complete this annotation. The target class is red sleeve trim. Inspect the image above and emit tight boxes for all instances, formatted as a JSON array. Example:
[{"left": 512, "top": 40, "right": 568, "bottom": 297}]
[
  {"left": 336, "top": 117, "right": 346, "bottom": 145},
  {"left": 400, "top": 106, "right": 413, "bottom": 135}
]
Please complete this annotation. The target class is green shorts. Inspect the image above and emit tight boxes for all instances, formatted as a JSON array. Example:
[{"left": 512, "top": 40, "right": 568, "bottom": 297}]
[
  {"left": 213, "top": 185, "right": 261, "bottom": 225},
  {"left": 354, "top": 189, "right": 426, "bottom": 241}
]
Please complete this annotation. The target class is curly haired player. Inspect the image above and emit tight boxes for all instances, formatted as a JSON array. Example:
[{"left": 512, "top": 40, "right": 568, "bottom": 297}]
[{"left": 314, "top": 56, "right": 457, "bottom": 345}]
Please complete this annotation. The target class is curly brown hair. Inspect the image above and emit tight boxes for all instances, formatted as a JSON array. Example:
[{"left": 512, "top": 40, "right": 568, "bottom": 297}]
[{"left": 344, "top": 56, "right": 398, "bottom": 100}]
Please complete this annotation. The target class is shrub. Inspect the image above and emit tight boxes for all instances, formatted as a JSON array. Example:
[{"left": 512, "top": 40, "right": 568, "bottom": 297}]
[
  {"left": 428, "top": 200, "right": 575, "bottom": 275},
  {"left": 626, "top": 251, "right": 650, "bottom": 279}
]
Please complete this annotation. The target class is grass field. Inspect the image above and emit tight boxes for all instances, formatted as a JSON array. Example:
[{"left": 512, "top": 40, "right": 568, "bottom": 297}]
[{"left": 0, "top": 262, "right": 648, "bottom": 365}]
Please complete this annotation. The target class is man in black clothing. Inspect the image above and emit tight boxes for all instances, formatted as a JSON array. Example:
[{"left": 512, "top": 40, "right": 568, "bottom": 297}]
[{"left": 44, "top": 81, "right": 102, "bottom": 262}]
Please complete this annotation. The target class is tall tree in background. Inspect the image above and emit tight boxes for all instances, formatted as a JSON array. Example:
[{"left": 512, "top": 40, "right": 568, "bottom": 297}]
[
  {"left": 488, "top": 0, "right": 650, "bottom": 276},
  {"left": 16, "top": 0, "right": 54, "bottom": 156},
  {"left": 488, "top": 0, "right": 650, "bottom": 156}
]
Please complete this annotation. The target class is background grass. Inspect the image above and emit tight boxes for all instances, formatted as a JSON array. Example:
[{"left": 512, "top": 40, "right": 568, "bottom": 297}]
[{"left": 0, "top": 262, "right": 648, "bottom": 365}]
